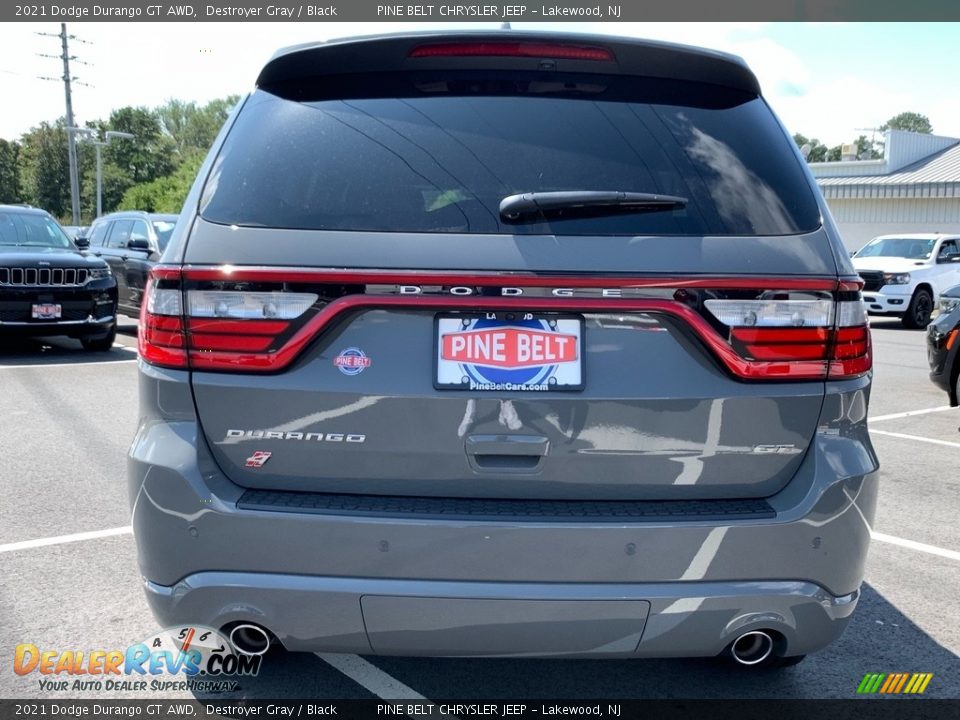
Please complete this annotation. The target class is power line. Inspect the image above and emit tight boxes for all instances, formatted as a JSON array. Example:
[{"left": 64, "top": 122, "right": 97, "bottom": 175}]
[{"left": 35, "top": 24, "right": 93, "bottom": 224}]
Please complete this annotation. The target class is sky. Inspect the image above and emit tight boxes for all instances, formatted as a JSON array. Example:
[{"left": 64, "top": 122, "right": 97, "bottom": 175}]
[{"left": 1, "top": 22, "right": 958, "bottom": 146}]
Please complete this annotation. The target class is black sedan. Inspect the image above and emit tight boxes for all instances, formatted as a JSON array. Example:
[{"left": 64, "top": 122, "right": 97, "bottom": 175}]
[
  {"left": 927, "top": 283, "right": 960, "bottom": 406},
  {"left": 0, "top": 205, "right": 118, "bottom": 351}
]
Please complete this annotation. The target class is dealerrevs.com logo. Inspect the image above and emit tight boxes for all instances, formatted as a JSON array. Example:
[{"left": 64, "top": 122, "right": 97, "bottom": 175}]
[{"left": 13, "top": 626, "right": 263, "bottom": 693}]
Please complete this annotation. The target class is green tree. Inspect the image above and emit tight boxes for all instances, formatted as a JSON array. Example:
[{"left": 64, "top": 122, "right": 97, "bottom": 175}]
[
  {"left": 880, "top": 111, "right": 933, "bottom": 134},
  {"left": 158, "top": 96, "right": 238, "bottom": 156},
  {"left": 855, "top": 134, "right": 882, "bottom": 160},
  {"left": 792, "top": 133, "right": 828, "bottom": 163},
  {"left": 18, "top": 120, "right": 71, "bottom": 217},
  {"left": 81, "top": 162, "right": 135, "bottom": 219},
  {"left": 119, "top": 151, "right": 204, "bottom": 213},
  {"left": 0, "top": 139, "right": 23, "bottom": 203},
  {"left": 98, "top": 106, "right": 176, "bottom": 185}
]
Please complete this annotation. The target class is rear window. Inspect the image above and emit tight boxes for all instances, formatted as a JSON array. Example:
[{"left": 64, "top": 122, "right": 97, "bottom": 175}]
[
  {"left": 152, "top": 220, "right": 176, "bottom": 251},
  {"left": 200, "top": 73, "right": 820, "bottom": 236}
]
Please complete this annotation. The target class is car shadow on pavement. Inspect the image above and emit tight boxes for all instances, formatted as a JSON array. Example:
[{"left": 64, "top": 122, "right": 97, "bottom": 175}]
[
  {"left": 190, "top": 583, "right": 959, "bottom": 701},
  {"left": 0, "top": 336, "right": 136, "bottom": 365},
  {"left": 869, "top": 318, "right": 928, "bottom": 333}
]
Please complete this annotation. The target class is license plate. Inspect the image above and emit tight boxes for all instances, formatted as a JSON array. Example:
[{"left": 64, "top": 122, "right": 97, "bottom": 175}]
[
  {"left": 31, "top": 303, "right": 61, "bottom": 320},
  {"left": 435, "top": 313, "right": 584, "bottom": 391}
]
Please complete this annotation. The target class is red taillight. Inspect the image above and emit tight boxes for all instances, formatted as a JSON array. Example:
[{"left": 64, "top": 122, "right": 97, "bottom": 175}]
[
  {"left": 139, "top": 268, "right": 315, "bottom": 371},
  {"left": 731, "top": 327, "right": 829, "bottom": 361},
  {"left": 708, "top": 294, "right": 872, "bottom": 380},
  {"left": 139, "top": 275, "right": 188, "bottom": 369},
  {"left": 827, "top": 307, "right": 872, "bottom": 379},
  {"left": 409, "top": 42, "right": 615, "bottom": 62}
]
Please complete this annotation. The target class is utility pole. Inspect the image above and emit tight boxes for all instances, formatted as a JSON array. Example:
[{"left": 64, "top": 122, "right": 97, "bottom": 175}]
[
  {"left": 37, "top": 24, "right": 92, "bottom": 224},
  {"left": 60, "top": 24, "right": 80, "bottom": 225},
  {"left": 68, "top": 129, "right": 136, "bottom": 218}
]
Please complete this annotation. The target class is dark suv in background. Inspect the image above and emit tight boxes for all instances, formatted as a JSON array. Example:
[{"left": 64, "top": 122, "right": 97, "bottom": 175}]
[
  {"left": 927, "top": 284, "right": 960, "bottom": 406},
  {"left": 82, "top": 210, "right": 177, "bottom": 317},
  {"left": 128, "top": 32, "right": 877, "bottom": 667},
  {"left": 0, "top": 204, "right": 117, "bottom": 350}
]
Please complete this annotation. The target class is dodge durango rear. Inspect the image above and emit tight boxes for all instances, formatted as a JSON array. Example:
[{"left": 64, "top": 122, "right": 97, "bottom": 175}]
[{"left": 128, "top": 31, "right": 878, "bottom": 667}]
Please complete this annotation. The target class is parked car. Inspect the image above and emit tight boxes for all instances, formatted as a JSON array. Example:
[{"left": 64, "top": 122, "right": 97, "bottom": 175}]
[
  {"left": 81, "top": 211, "right": 178, "bottom": 317},
  {"left": 61, "top": 225, "right": 88, "bottom": 241},
  {"left": 0, "top": 204, "right": 117, "bottom": 350},
  {"left": 852, "top": 233, "right": 960, "bottom": 328},
  {"left": 927, "top": 283, "right": 960, "bottom": 406},
  {"left": 128, "top": 32, "right": 878, "bottom": 668}
]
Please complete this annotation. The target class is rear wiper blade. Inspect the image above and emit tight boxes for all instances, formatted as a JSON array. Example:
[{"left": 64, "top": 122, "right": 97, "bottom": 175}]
[{"left": 499, "top": 190, "right": 688, "bottom": 222}]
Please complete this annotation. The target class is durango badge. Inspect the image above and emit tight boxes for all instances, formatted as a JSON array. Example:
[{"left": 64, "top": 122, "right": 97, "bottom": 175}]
[{"left": 335, "top": 347, "right": 372, "bottom": 376}]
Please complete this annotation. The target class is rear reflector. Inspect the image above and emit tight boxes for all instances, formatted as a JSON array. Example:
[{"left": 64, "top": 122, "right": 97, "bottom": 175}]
[
  {"left": 704, "top": 299, "right": 833, "bottom": 328},
  {"left": 187, "top": 290, "right": 317, "bottom": 320},
  {"left": 409, "top": 42, "right": 615, "bottom": 62}
]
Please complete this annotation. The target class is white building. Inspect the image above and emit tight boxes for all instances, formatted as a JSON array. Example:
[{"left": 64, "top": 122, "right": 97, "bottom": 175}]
[{"left": 810, "top": 130, "right": 960, "bottom": 251}]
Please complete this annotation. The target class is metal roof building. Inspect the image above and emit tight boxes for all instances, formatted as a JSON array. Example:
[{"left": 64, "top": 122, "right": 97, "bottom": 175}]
[{"left": 810, "top": 130, "right": 960, "bottom": 250}]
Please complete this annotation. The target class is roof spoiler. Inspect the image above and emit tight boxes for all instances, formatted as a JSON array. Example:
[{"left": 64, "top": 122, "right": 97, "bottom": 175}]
[{"left": 256, "top": 31, "right": 761, "bottom": 97}]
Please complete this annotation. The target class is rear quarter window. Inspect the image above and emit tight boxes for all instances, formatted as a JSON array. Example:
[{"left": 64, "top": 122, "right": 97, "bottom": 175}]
[{"left": 201, "top": 74, "right": 820, "bottom": 237}]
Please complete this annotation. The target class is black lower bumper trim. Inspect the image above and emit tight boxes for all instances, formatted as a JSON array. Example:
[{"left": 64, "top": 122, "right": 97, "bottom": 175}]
[{"left": 237, "top": 489, "right": 776, "bottom": 522}]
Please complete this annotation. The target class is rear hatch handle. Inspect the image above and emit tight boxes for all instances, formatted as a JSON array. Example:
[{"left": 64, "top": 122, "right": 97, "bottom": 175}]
[{"left": 465, "top": 434, "right": 549, "bottom": 474}]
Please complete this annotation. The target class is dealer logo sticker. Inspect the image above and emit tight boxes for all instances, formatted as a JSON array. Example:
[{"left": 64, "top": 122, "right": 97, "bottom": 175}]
[{"left": 335, "top": 347, "right": 372, "bottom": 376}]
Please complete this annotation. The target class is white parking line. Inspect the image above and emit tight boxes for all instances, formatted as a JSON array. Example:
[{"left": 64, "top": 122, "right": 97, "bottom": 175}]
[
  {"left": 0, "top": 526, "right": 131, "bottom": 554},
  {"left": 0, "top": 358, "right": 137, "bottom": 369},
  {"left": 870, "top": 406, "right": 954, "bottom": 422},
  {"left": 872, "top": 532, "right": 960, "bottom": 562},
  {"left": 316, "top": 653, "right": 428, "bottom": 700},
  {"left": 870, "top": 429, "right": 960, "bottom": 449}
]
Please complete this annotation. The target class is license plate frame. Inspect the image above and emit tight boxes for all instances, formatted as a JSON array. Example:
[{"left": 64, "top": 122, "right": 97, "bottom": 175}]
[
  {"left": 434, "top": 312, "right": 585, "bottom": 392},
  {"left": 31, "top": 303, "right": 62, "bottom": 320}
]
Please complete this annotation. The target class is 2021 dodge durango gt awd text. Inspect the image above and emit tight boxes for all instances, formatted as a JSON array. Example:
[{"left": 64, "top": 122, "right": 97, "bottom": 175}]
[
  {"left": 0, "top": 205, "right": 117, "bottom": 350},
  {"left": 128, "top": 32, "right": 878, "bottom": 668}
]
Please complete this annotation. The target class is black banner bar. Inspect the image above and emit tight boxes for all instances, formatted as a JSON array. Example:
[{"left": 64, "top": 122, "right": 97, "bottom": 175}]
[
  {"left": 0, "top": 700, "right": 958, "bottom": 720},
  {"left": 6, "top": 1, "right": 960, "bottom": 22}
]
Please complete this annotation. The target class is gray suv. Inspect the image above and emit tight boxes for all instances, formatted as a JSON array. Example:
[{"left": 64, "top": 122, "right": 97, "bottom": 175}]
[{"left": 129, "top": 32, "right": 878, "bottom": 667}]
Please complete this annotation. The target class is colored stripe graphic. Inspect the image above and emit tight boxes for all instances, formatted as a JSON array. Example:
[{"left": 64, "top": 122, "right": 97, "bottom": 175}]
[
  {"left": 858, "top": 673, "right": 933, "bottom": 694},
  {"left": 879, "top": 674, "right": 896, "bottom": 693},
  {"left": 894, "top": 674, "right": 910, "bottom": 693}
]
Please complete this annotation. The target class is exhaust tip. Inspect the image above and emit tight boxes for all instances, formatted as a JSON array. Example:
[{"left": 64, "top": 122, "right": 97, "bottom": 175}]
[
  {"left": 228, "top": 623, "right": 272, "bottom": 656},
  {"left": 730, "top": 630, "right": 775, "bottom": 666}
]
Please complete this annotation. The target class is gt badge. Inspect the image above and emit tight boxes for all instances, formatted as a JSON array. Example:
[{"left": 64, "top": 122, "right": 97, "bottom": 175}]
[{"left": 245, "top": 451, "right": 272, "bottom": 468}]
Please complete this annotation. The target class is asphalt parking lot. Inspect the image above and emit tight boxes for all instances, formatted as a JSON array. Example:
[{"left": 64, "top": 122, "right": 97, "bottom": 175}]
[{"left": 1, "top": 316, "right": 958, "bottom": 701}]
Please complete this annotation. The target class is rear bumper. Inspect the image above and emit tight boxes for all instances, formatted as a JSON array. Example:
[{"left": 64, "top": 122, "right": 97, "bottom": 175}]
[
  {"left": 144, "top": 573, "right": 858, "bottom": 658},
  {"left": 129, "top": 365, "right": 878, "bottom": 658},
  {"left": 0, "top": 315, "right": 115, "bottom": 337}
]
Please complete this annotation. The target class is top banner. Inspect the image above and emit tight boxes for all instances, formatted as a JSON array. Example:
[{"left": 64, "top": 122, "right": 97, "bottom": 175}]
[{"left": 7, "top": 0, "right": 960, "bottom": 22}]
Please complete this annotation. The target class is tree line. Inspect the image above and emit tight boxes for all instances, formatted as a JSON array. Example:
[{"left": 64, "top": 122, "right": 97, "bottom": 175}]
[
  {"left": 0, "top": 96, "right": 238, "bottom": 224},
  {"left": 792, "top": 111, "right": 933, "bottom": 163}
]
